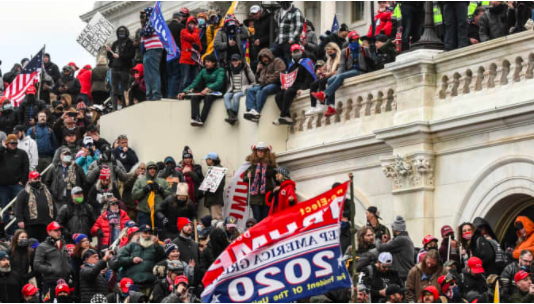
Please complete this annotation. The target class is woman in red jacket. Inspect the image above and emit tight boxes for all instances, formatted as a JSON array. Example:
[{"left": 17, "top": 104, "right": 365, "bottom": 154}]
[
  {"left": 91, "top": 200, "right": 130, "bottom": 250},
  {"left": 179, "top": 16, "right": 202, "bottom": 94},
  {"left": 266, "top": 167, "right": 297, "bottom": 216}
]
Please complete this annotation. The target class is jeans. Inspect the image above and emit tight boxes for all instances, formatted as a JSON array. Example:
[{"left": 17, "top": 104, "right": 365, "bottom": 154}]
[
  {"left": 245, "top": 84, "right": 281, "bottom": 113},
  {"left": 143, "top": 48, "right": 163, "bottom": 100},
  {"left": 270, "top": 42, "right": 292, "bottom": 66},
  {"left": 180, "top": 64, "right": 199, "bottom": 93},
  {"left": 252, "top": 205, "right": 270, "bottom": 223},
  {"left": 111, "top": 68, "right": 130, "bottom": 109},
  {"left": 324, "top": 69, "right": 361, "bottom": 105},
  {"left": 223, "top": 92, "right": 244, "bottom": 113},
  {"left": 275, "top": 88, "right": 298, "bottom": 118},
  {"left": 0, "top": 184, "right": 23, "bottom": 224},
  {"left": 166, "top": 58, "right": 181, "bottom": 98},
  {"left": 443, "top": 2, "right": 469, "bottom": 50},
  {"left": 191, "top": 95, "right": 218, "bottom": 122},
  {"left": 400, "top": 4, "right": 425, "bottom": 52}
]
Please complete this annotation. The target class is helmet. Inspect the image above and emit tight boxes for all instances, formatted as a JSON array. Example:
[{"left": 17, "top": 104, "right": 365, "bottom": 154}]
[
  {"left": 348, "top": 31, "right": 360, "bottom": 42},
  {"left": 167, "top": 259, "right": 185, "bottom": 272}
]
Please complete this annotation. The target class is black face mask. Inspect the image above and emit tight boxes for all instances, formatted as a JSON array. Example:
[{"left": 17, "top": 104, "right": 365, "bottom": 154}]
[
  {"left": 18, "top": 239, "right": 29, "bottom": 247},
  {"left": 29, "top": 181, "right": 40, "bottom": 189},
  {"left": 56, "top": 295, "right": 70, "bottom": 303},
  {"left": 27, "top": 95, "right": 35, "bottom": 102},
  {"left": 176, "top": 198, "right": 187, "bottom": 206}
]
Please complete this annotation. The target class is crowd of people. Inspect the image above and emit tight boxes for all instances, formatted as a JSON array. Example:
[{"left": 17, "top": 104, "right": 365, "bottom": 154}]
[{"left": 0, "top": 1, "right": 534, "bottom": 303}]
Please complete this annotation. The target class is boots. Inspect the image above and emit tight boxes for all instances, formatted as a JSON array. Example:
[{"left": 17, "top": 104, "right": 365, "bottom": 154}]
[{"left": 225, "top": 109, "right": 237, "bottom": 125}]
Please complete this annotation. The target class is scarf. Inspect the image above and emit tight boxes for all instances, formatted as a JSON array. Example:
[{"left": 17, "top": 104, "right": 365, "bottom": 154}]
[
  {"left": 249, "top": 162, "right": 267, "bottom": 196},
  {"left": 147, "top": 180, "right": 156, "bottom": 229},
  {"left": 64, "top": 162, "right": 77, "bottom": 191},
  {"left": 26, "top": 184, "right": 54, "bottom": 220},
  {"left": 107, "top": 210, "right": 120, "bottom": 225}
]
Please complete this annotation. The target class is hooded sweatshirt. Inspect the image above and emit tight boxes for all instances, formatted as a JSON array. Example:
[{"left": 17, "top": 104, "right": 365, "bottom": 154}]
[
  {"left": 132, "top": 161, "right": 173, "bottom": 215},
  {"left": 76, "top": 65, "right": 92, "bottom": 98},
  {"left": 108, "top": 26, "right": 135, "bottom": 70},
  {"left": 513, "top": 216, "right": 534, "bottom": 259},
  {"left": 256, "top": 48, "right": 286, "bottom": 86},
  {"left": 131, "top": 64, "right": 146, "bottom": 93},
  {"left": 180, "top": 17, "right": 202, "bottom": 65}
]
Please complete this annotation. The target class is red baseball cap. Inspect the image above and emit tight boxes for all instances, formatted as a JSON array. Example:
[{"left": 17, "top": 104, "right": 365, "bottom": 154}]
[
  {"left": 174, "top": 275, "right": 189, "bottom": 286},
  {"left": 515, "top": 270, "right": 530, "bottom": 283},
  {"left": 28, "top": 171, "right": 40, "bottom": 180},
  {"left": 26, "top": 86, "right": 36, "bottom": 95},
  {"left": 22, "top": 284, "right": 39, "bottom": 296},
  {"left": 55, "top": 283, "right": 70, "bottom": 297},
  {"left": 290, "top": 44, "right": 302, "bottom": 53},
  {"left": 441, "top": 225, "right": 454, "bottom": 238},
  {"left": 422, "top": 235, "right": 438, "bottom": 246},
  {"left": 46, "top": 221, "right": 62, "bottom": 233},
  {"left": 127, "top": 226, "right": 140, "bottom": 239},
  {"left": 68, "top": 62, "right": 79, "bottom": 70},
  {"left": 120, "top": 277, "right": 134, "bottom": 294},
  {"left": 467, "top": 257, "right": 485, "bottom": 274},
  {"left": 348, "top": 31, "right": 360, "bottom": 42}
]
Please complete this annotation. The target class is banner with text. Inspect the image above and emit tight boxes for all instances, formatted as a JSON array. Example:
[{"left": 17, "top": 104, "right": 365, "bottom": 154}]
[
  {"left": 202, "top": 182, "right": 352, "bottom": 303},
  {"left": 222, "top": 163, "right": 252, "bottom": 231},
  {"left": 77, "top": 12, "right": 114, "bottom": 57},
  {"left": 280, "top": 70, "right": 297, "bottom": 90},
  {"left": 150, "top": 1, "right": 180, "bottom": 61}
]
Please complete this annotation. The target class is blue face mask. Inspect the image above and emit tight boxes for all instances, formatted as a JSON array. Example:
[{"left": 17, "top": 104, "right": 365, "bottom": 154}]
[
  {"left": 198, "top": 19, "right": 206, "bottom": 26},
  {"left": 3, "top": 104, "right": 12, "bottom": 110},
  {"left": 521, "top": 265, "right": 529, "bottom": 271},
  {"left": 349, "top": 41, "right": 360, "bottom": 50}
]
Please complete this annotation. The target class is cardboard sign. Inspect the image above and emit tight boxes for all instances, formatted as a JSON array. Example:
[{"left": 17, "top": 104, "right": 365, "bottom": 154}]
[
  {"left": 199, "top": 167, "right": 227, "bottom": 193},
  {"left": 77, "top": 12, "right": 114, "bottom": 57},
  {"left": 281, "top": 70, "right": 298, "bottom": 90}
]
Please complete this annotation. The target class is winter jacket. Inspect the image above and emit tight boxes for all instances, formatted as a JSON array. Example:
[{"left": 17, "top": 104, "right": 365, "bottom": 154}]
[
  {"left": 0, "top": 146, "right": 29, "bottom": 185},
  {"left": 79, "top": 259, "right": 110, "bottom": 303},
  {"left": 376, "top": 41, "right": 397, "bottom": 67},
  {"left": 177, "top": 163, "right": 204, "bottom": 204},
  {"left": 156, "top": 196, "right": 197, "bottom": 240},
  {"left": 9, "top": 245, "right": 35, "bottom": 283},
  {"left": 339, "top": 46, "right": 368, "bottom": 74},
  {"left": 91, "top": 209, "right": 130, "bottom": 247},
  {"left": 0, "top": 108, "right": 17, "bottom": 134},
  {"left": 0, "top": 270, "right": 22, "bottom": 303},
  {"left": 266, "top": 179, "right": 297, "bottom": 215},
  {"left": 112, "top": 147, "right": 139, "bottom": 173},
  {"left": 52, "top": 143, "right": 82, "bottom": 166},
  {"left": 225, "top": 62, "right": 256, "bottom": 94},
  {"left": 206, "top": 24, "right": 221, "bottom": 49},
  {"left": 57, "top": 201, "right": 96, "bottom": 241},
  {"left": 132, "top": 163, "right": 172, "bottom": 215},
  {"left": 367, "top": 9, "right": 393, "bottom": 37},
  {"left": 457, "top": 269, "right": 487, "bottom": 300},
  {"left": 131, "top": 64, "right": 146, "bottom": 93},
  {"left": 52, "top": 119, "right": 85, "bottom": 146},
  {"left": 354, "top": 245, "right": 378, "bottom": 272},
  {"left": 362, "top": 264, "right": 403, "bottom": 302},
  {"left": 405, "top": 262, "right": 445, "bottom": 303},
  {"left": 285, "top": 58, "right": 316, "bottom": 90},
  {"left": 151, "top": 277, "right": 173, "bottom": 303},
  {"left": 509, "top": 288, "right": 534, "bottom": 303},
  {"left": 77, "top": 66, "right": 92, "bottom": 98},
  {"left": 86, "top": 157, "right": 128, "bottom": 185},
  {"left": 33, "top": 236, "right": 72, "bottom": 282},
  {"left": 200, "top": 242, "right": 223, "bottom": 279},
  {"left": 472, "top": 217, "right": 501, "bottom": 275},
  {"left": 182, "top": 67, "right": 225, "bottom": 93},
  {"left": 214, "top": 25, "right": 248, "bottom": 64},
  {"left": 180, "top": 17, "right": 202, "bottom": 65},
  {"left": 27, "top": 123, "right": 57, "bottom": 157},
  {"left": 87, "top": 180, "right": 122, "bottom": 217},
  {"left": 17, "top": 96, "right": 46, "bottom": 129},
  {"left": 375, "top": 231, "right": 415, "bottom": 279},
  {"left": 203, "top": 165, "right": 226, "bottom": 208},
  {"left": 53, "top": 74, "right": 81, "bottom": 102},
  {"left": 108, "top": 26, "right": 136, "bottom": 70},
  {"left": 75, "top": 147, "right": 100, "bottom": 174},
  {"left": 91, "top": 63, "right": 109, "bottom": 93},
  {"left": 117, "top": 241, "right": 165, "bottom": 284},
  {"left": 168, "top": 19, "right": 185, "bottom": 50},
  {"left": 44, "top": 58, "right": 61, "bottom": 82},
  {"left": 255, "top": 48, "right": 286, "bottom": 86},
  {"left": 243, "top": 163, "right": 276, "bottom": 206},
  {"left": 501, "top": 262, "right": 521, "bottom": 297},
  {"left": 368, "top": 221, "right": 392, "bottom": 241},
  {"left": 479, "top": 4, "right": 514, "bottom": 42},
  {"left": 157, "top": 157, "right": 185, "bottom": 193},
  {"left": 43, "top": 162, "right": 86, "bottom": 203},
  {"left": 18, "top": 136, "right": 38, "bottom": 171},
  {"left": 15, "top": 183, "right": 55, "bottom": 227},
  {"left": 274, "top": 4, "right": 304, "bottom": 44},
  {"left": 514, "top": 216, "right": 534, "bottom": 259},
  {"left": 172, "top": 235, "right": 200, "bottom": 270},
  {"left": 252, "top": 11, "right": 273, "bottom": 53}
]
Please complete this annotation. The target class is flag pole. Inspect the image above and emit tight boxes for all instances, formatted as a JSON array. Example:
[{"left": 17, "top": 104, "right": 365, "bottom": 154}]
[
  {"left": 348, "top": 173, "right": 357, "bottom": 286},
  {"left": 447, "top": 235, "right": 451, "bottom": 261},
  {"left": 37, "top": 45, "right": 45, "bottom": 101}
]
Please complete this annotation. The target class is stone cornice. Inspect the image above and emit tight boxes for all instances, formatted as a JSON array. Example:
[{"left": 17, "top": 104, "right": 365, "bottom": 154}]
[{"left": 80, "top": 2, "right": 139, "bottom": 22}]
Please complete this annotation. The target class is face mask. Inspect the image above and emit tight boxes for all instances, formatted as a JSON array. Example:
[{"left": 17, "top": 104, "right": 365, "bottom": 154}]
[
  {"left": 74, "top": 197, "right": 84, "bottom": 204},
  {"left": 197, "top": 225, "right": 203, "bottom": 231},
  {"left": 62, "top": 155, "right": 72, "bottom": 163},
  {"left": 292, "top": 52, "right": 302, "bottom": 61},
  {"left": 177, "top": 198, "right": 187, "bottom": 206},
  {"left": 18, "top": 239, "right": 29, "bottom": 247},
  {"left": 329, "top": 53, "right": 337, "bottom": 59},
  {"left": 3, "top": 104, "right": 12, "bottom": 110},
  {"left": 118, "top": 33, "right": 126, "bottom": 39},
  {"left": 29, "top": 181, "right": 40, "bottom": 189},
  {"left": 521, "top": 265, "right": 529, "bottom": 271},
  {"left": 462, "top": 232, "right": 472, "bottom": 240},
  {"left": 188, "top": 24, "right": 195, "bottom": 31},
  {"left": 349, "top": 41, "right": 360, "bottom": 50},
  {"left": 198, "top": 19, "right": 205, "bottom": 26},
  {"left": 56, "top": 295, "right": 70, "bottom": 303}
]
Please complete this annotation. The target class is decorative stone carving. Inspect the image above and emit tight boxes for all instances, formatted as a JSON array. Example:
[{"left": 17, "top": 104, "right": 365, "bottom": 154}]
[{"left": 382, "top": 153, "right": 435, "bottom": 191}]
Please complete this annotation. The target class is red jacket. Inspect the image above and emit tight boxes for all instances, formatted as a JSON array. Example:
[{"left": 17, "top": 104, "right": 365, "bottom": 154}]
[
  {"left": 367, "top": 10, "right": 393, "bottom": 37},
  {"left": 266, "top": 180, "right": 297, "bottom": 216},
  {"left": 91, "top": 209, "right": 130, "bottom": 247},
  {"left": 179, "top": 17, "right": 202, "bottom": 65},
  {"left": 131, "top": 64, "right": 146, "bottom": 93},
  {"left": 76, "top": 65, "right": 92, "bottom": 99}
]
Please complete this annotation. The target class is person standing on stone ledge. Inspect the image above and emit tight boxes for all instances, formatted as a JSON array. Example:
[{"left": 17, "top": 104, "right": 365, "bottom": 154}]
[{"left": 367, "top": 206, "right": 392, "bottom": 242}]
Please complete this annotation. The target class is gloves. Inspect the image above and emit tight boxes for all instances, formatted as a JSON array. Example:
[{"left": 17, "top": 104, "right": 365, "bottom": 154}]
[
  {"left": 162, "top": 217, "right": 169, "bottom": 227},
  {"left": 152, "top": 183, "right": 162, "bottom": 193},
  {"left": 144, "top": 184, "right": 152, "bottom": 193},
  {"left": 97, "top": 229, "right": 104, "bottom": 239}
]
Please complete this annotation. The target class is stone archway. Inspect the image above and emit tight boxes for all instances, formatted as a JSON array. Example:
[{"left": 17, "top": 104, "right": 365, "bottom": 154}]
[{"left": 455, "top": 156, "right": 534, "bottom": 238}]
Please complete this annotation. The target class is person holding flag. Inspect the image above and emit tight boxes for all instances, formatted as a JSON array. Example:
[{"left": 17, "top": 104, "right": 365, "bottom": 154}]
[
  {"left": 140, "top": 7, "right": 163, "bottom": 101},
  {"left": 273, "top": 44, "right": 315, "bottom": 125}
]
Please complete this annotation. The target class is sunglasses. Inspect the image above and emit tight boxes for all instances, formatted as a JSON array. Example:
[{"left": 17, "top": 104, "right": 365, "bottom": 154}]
[{"left": 7, "top": 142, "right": 18, "bottom": 145}]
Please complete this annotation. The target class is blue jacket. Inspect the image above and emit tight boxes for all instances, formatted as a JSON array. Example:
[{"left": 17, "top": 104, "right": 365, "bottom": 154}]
[
  {"left": 76, "top": 149, "right": 101, "bottom": 174},
  {"left": 27, "top": 123, "right": 57, "bottom": 157}
]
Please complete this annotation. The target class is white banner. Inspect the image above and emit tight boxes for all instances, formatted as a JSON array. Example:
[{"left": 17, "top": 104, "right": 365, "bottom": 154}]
[
  {"left": 199, "top": 167, "right": 227, "bottom": 193},
  {"left": 223, "top": 163, "right": 253, "bottom": 230},
  {"left": 77, "top": 12, "right": 115, "bottom": 57}
]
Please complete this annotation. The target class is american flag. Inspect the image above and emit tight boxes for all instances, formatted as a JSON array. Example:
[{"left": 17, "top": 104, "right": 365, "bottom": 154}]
[{"left": 3, "top": 47, "right": 44, "bottom": 107}]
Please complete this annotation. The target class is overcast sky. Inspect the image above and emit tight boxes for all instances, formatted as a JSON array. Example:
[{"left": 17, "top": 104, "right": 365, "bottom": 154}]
[{"left": 1, "top": 1, "right": 96, "bottom": 74}]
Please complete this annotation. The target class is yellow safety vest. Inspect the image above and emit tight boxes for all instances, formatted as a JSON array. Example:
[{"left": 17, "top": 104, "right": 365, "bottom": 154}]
[
  {"left": 392, "top": 3, "right": 402, "bottom": 22},
  {"left": 434, "top": 4, "right": 443, "bottom": 25},
  {"left": 468, "top": 1, "right": 478, "bottom": 18}
]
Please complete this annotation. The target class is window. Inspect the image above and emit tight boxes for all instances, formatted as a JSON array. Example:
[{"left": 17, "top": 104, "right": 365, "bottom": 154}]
[{"left": 351, "top": 2, "right": 365, "bottom": 23}]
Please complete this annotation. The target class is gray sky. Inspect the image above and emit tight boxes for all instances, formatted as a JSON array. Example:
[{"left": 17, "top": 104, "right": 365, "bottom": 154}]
[{"left": 1, "top": 1, "right": 96, "bottom": 74}]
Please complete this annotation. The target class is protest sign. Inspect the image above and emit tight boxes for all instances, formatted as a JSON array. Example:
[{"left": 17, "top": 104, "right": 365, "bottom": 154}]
[
  {"left": 199, "top": 167, "right": 228, "bottom": 193},
  {"left": 281, "top": 70, "right": 298, "bottom": 90},
  {"left": 77, "top": 12, "right": 114, "bottom": 57}
]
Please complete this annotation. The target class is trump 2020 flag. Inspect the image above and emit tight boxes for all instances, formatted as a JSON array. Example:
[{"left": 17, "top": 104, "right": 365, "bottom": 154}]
[
  {"left": 331, "top": 14, "right": 339, "bottom": 33},
  {"left": 150, "top": 1, "right": 180, "bottom": 61},
  {"left": 201, "top": 182, "right": 352, "bottom": 303}
]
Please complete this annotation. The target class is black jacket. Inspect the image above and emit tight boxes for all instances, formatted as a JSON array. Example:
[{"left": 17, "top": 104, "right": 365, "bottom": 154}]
[
  {"left": 15, "top": 183, "right": 55, "bottom": 226},
  {"left": 362, "top": 264, "right": 403, "bottom": 302},
  {"left": 79, "top": 259, "right": 110, "bottom": 303},
  {"left": 44, "top": 162, "right": 86, "bottom": 202},
  {"left": 253, "top": 11, "right": 273, "bottom": 52},
  {"left": 87, "top": 181, "right": 122, "bottom": 217},
  {"left": 57, "top": 201, "right": 96, "bottom": 242},
  {"left": 157, "top": 196, "right": 197, "bottom": 240},
  {"left": 44, "top": 60, "right": 61, "bottom": 82},
  {"left": 469, "top": 23, "right": 480, "bottom": 43},
  {"left": 458, "top": 269, "right": 487, "bottom": 300},
  {"left": 0, "top": 108, "right": 18, "bottom": 134},
  {"left": 168, "top": 19, "right": 185, "bottom": 51},
  {"left": 0, "top": 270, "right": 22, "bottom": 303},
  {"left": 18, "top": 96, "right": 46, "bottom": 129},
  {"left": 53, "top": 74, "right": 81, "bottom": 102},
  {"left": 112, "top": 147, "right": 139, "bottom": 173},
  {"left": 203, "top": 164, "right": 225, "bottom": 208},
  {"left": 479, "top": 4, "right": 514, "bottom": 42},
  {"left": 472, "top": 217, "right": 499, "bottom": 275},
  {"left": 286, "top": 58, "right": 315, "bottom": 90},
  {"left": 108, "top": 26, "right": 135, "bottom": 70},
  {"left": 152, "top": 278, "right": 172, "bottom": 303},
  {"left": 0, "top": 146, "right": 29, "bottom": 185},
  {"left": 33, "top": 236, "right": 72, "bottom": 282},
  {"left": 9, "top": 245, "right": 35, "bottom": 283},
  {"left": 173, "top": 235, "right": 200, "bottom": 285}
]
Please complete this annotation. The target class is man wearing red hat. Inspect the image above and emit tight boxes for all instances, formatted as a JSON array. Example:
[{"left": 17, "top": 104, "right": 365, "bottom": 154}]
[
  {"left": 15, "top": 171, "right": 55, "bottom": 242},
  {"left": 22, "top": 283, "right": 40, "bottom": 302},
  {"left": 510, "top": 270, "right": 534, "bottom": 302},
  {"left": 417, "top": 235, "right": 439, "bottom": 263},
  {"left": 438, "top": 225, "right": 460, "bottom": 264},
  {"left": 33, "top": 221, "right": 72, "bottom": 302},
  {"left": 172, "top": 217, "right": 200, "bottom": 285},
  {"left": 457, "top": 256, "right": 487, "bottom": 300},
  {"left": 18, "top": 86, "right": 46, "bottom": 129},
  {"left": 55, "top": 279, "right": 73, "bottom": 303}
]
